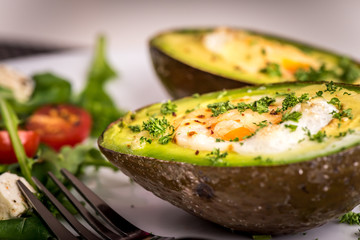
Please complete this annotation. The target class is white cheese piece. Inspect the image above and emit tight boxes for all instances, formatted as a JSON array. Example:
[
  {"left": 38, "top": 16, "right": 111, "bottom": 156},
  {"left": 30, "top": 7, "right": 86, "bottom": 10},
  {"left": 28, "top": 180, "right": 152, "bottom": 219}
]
[
  {"left": 0, "top": 65, "right": 33, "bottom": 102},
  {"left": 0, "top": 172, "right": 35, "bottom": 220}
]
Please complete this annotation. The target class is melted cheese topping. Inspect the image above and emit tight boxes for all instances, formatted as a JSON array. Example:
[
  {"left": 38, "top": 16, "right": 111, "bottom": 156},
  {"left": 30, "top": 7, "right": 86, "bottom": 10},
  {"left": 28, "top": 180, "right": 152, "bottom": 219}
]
[{"left": 174, "top": 98, "right": 337, "bottom": 154}]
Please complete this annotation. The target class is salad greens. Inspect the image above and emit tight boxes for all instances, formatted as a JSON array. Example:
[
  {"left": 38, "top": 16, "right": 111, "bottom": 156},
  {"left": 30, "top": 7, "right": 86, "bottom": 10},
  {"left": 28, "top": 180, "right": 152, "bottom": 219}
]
[
  {"left": 76, "top": 36, "right": 126, "bottom": 137},
  {"left": 0, "top": 216, "right": 54, "bottom": 240},
  {"left": 0, "top": 35, "right": 124, "bottom": 239},
  {"left": 0, "top": 99, "right": 34, "bottom": 186}
]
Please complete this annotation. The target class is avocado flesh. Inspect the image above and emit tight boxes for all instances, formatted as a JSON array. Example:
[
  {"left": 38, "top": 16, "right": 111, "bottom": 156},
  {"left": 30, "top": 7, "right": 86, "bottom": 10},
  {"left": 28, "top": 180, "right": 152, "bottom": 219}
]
[
  {"left": 150, "top": 28, "right": 360, "bottom": 98},
  {"left": 99, "top": 82, "right": 360, "bottom": 234},
  {"left": 101, "top": 82, "right": 360, "bottom": 167}
]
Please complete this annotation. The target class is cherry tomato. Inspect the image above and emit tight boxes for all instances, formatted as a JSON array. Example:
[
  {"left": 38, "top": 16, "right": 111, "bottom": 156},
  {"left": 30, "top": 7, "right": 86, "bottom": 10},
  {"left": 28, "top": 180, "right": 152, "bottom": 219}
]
[
  {"left": 0, "top": 130, "right": 40, "bottom": 164},
  {"left": 26, "top": 104, "right": 92, "bottom": 151}
]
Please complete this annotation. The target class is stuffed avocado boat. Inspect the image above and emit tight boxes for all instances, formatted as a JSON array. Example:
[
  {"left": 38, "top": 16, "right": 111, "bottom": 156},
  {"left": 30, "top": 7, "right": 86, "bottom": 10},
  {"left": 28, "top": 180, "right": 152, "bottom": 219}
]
[
  {"left": 99, "top": 81, "right": 360, "bottom": 235},
  {"left": 150, "top": 27, "right": 360, "bottom": 98}
]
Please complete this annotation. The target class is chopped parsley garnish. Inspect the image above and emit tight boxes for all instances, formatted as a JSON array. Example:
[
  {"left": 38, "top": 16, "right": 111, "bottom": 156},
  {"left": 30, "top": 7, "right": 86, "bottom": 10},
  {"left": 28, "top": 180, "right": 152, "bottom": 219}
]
[
  {"left": 142, "top": 117, "right": 175, "bottom": 144},
  {"left": 294, "top": 64, "right": 334, "bottom": 82},
  {"left": 310, "top": 131, "right": 327, "bottom": 143},
  {"left": 207, "top": 101, "right": 235, "bottom": 117},
  {"left": 338, "top": 57, "right": 360, "bottom": 83},
  {"left": 324, "top": 81, "right": 338, "bottom": 94},
  {"left": 335, "top": 129, "right": 355, "bottom": 138},
  {"left": 209, "top": 96, "right": 276, "bottom": 117},
  {"left": 185, "top": 108, "right": 195, "bottom": 114},
  {"left": 261, "top": 48, "right": 266, "bottom": 56},
  {"left": 260, "top": 63, "right": 282, "bottom": 77},
  {"left": 250, "top": 96, "right": 276, "bottom": 113},
  {"left": 158, "top": 134, "right": 173, "bottom": 145},
  {"left": 298, "top": 93, "right": 310, "bottom": 103},
  {"left": 254, "top": 120, "right": 268, "bottom": 128},
  {"left": 160, "top": 100, "right": 177, "bottom": 115},
  {"left": 128, "top": 125, "right": 141, "bottom": 133},
  {"left": 243, "top": 120, "right": 268, "bottom": 140},
  {"left": 281, "top": 93, "right": 299, "bottom": 111},
  {"left": 229, "top": 137, "right": 240, "bottom": 142},
  {"left": 140, "top": 136, "right": 152, "bottom": 144},
  {"left": 280, "top": 93, "right": 310, "bottom": 111},
  {"left": 304, "top": 128, "right": 327, "bottom": 143},
  {"left": 206, "top": 148, "right": 228, "bottom": 166},
  {"left": 332, "top": 108, "right": 353, "bottom": 121},
  {"left": 316, "top": 91, "right": 323, "bottom": 97},
  {"left": 285, "top": 124, "right": 298, "bottom": 132},
  {"left": 339, "top": 211, "right": 360, "bottom": 225},
  {"left": 343, "top": 91, "right": 351, "bottom": 95},
  {"left": 281, "top": 111, "right": 302, "bottom": 122},
  {"left": 216, "top": 138, "right": 225, "bottom": 142},
  {"left": 236, "top": 102, "right": 249, "bottom": 112},
  {"left": 328, "top": 97, "right": 341, "bottom": 109},
  {"left": 142, "top": 117, "right": 171, "bottom": 137}
]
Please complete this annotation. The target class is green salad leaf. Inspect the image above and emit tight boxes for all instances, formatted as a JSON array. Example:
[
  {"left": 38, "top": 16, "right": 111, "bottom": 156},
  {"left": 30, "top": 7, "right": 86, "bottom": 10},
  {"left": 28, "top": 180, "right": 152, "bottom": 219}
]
[
  {"left": 0, "top": 98, "right": 34, "bottom": 186},
  {"left": 0, "top": 216, "right": 53, "bottom": 240},
  {"left": 76, "top": 35, "right": 125, "bottom": 137}
]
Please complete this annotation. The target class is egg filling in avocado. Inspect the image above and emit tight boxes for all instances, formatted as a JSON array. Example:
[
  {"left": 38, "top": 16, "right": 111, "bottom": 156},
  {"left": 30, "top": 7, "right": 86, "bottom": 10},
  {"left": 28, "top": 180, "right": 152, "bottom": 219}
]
[
  {"left": 203, "top": 27, "right": 321, "bottom": 79},
  {"left": 102, "top": 82, "right": 360, "bottom": 166},
  {"left": 150, "top": 27, "right": 360, "bottom": 98},
  {"left": 174, "top": 97, "right": 337, "bottom": 154}
]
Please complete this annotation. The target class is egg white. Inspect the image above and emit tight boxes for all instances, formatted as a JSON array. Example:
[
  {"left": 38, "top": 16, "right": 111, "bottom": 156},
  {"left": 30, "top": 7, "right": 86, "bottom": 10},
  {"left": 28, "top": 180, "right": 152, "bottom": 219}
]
[{"left": 174, "top": 98, "right": 337, "bottom": 154}]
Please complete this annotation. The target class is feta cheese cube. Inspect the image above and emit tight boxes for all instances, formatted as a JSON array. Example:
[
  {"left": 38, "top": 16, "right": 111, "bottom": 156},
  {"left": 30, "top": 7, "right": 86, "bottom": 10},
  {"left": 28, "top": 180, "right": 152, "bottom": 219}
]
[{"left": 0, "top": 172, "right": 35, "bottom": 220}]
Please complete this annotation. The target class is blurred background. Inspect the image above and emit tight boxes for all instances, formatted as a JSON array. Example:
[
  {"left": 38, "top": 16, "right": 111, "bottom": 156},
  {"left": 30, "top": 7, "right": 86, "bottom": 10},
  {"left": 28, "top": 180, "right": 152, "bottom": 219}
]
[{"left": 0, "top": 0, "right": 358, "bottom": 60}]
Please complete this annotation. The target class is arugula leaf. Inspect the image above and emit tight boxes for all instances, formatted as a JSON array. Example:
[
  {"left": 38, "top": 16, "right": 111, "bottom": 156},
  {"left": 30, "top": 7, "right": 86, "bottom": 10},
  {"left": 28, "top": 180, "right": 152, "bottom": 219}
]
[{"left": 76, "top": 36, "right": 125, "bottom": 137}]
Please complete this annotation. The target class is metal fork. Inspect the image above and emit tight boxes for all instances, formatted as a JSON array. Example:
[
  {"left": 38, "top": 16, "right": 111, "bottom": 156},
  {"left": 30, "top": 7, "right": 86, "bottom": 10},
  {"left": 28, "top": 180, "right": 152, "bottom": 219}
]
[{"left": 17, "top": 168, "right": 202, "bottom": 240}]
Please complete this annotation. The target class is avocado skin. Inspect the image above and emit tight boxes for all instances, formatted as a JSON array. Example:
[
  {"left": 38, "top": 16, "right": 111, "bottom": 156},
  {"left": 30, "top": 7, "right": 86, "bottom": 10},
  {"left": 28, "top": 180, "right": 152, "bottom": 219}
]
[
  {"left": 149, "top": 28, "right": 360, "bottom": 99},
  {"left": 150, "top": 46, "right": 247, "bottom": 98},
  {"left": 99, "top": 131, "right": 360, "bottom": 235}
]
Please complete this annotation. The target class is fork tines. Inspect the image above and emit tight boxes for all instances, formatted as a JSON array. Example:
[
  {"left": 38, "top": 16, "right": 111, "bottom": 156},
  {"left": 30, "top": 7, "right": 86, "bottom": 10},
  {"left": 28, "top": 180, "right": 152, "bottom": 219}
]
[{"left": 16, "top": 169, "right": 163, "bottom": 240}]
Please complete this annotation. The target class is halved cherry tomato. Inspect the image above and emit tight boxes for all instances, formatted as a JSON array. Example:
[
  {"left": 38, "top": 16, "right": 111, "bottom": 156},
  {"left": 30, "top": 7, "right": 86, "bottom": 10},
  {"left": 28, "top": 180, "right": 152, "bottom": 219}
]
[
  {"left": 26, "top": 104, "right": 92, "bottom": 151},
  {"left": 0, "top": 130, "right": 40, "bottom": 164}
]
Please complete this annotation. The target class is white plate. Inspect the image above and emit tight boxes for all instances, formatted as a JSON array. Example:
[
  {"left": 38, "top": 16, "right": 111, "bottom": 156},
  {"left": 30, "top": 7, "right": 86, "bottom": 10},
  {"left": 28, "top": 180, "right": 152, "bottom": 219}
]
[{"left": 2, "top": 50, "right": 359, "bottom": 240}]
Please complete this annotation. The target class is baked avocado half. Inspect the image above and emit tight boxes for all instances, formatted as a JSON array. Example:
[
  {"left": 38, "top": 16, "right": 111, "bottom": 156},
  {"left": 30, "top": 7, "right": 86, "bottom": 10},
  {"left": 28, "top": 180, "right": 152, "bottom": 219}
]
[
  {"left": 99, "top": 82, "right": 360, "bottom": 235},
  {"left": 150, "top": 27, "right": 360, "bottom": 98}
]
